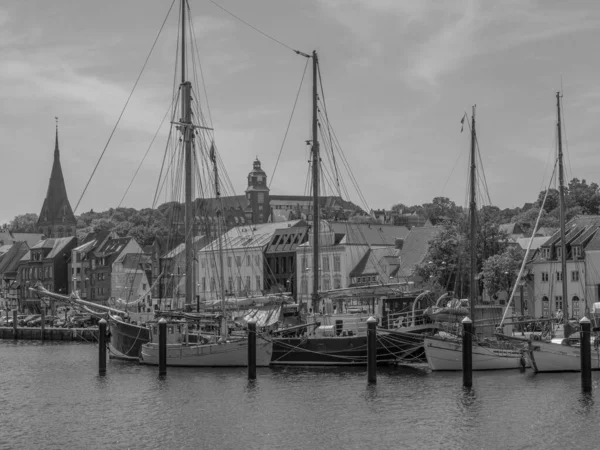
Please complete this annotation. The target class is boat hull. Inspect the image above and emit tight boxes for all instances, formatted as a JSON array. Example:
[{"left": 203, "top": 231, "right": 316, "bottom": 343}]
[
  {"left": 424, "top": 336, "right": 528, "bottom": 371},
  {"left": 271, "top": 329, "right": 430, "bottom": 366},
  {"left": 139, "top": 338, "right": 272, "bottom": 367},
  {"left": 108, "top": 319, "right": 151, "bottom": 360},
  {"left": 524, "top": 338, "right": 600, "bottom": 372}
]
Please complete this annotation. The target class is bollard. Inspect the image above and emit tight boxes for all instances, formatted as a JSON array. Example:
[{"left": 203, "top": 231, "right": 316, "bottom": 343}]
[
  {"left": 247, "top": 319, "right": 257, "bottom": 380},
  {"left": 40, "top": 309, "right": 45, "bottom": 341},
  {"left": 13, "top": 310, "right": 18, "bottom": 340},
  {"left": 159, "top": 318, "right": 167, "bottom": 376},
  {"left": 367, "top": 316, "right": 377, "bottom": 383},
  {"left": 580, "top": 317, "right": 592, "bottom": 392},
  {"left": 98, "top": 319, "right": 107, "bottom": 375},
  {"left": 462, "top": 317, "right": 473, "bottom": 388}
]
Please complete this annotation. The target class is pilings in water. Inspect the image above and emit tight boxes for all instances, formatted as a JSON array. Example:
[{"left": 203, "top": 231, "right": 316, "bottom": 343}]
[
  {"left": 40, "top": 310, "right": 45, "bottom": 342},
  {"left": 248, "top": 319, "right": 257, "bottom": 380},
  {"left": 98, "top": 319, "right": 107, "bottom": 376},
  {"left": 580, "top": 317, "right": 592, "bottom": 392},
  {"left": 462, "top": 317, "right": 473, "bottom": 388},
  {"left": 367, "top": 316, "right": 377, "bottom": 383},
  {"left": 158, "top": 318, "right": 167, "bottom": 377},
  {"left": 12, "top": 310, "right": 17, "bottom": 340}
]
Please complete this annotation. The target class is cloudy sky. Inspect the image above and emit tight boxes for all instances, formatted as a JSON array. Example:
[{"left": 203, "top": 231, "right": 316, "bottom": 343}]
[{"left": 1, "top": 0, "right": 599, "bottom": 225}]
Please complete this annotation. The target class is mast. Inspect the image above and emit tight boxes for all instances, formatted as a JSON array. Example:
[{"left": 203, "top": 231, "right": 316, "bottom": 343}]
[
  {"left": 469, "top": 105, "right": 477, "bottom": 324},
  {"left": 181, "top": 0, "right": 194, "bottom": 309},
  {"left": 311, "top": 50, "right": 320, "bottom": 315},
  {"left": 557, "top": 92, "right": 569, "bottom": 324},
  {"left": 213, "top": 145, "right": 227, "bottom": 338}
]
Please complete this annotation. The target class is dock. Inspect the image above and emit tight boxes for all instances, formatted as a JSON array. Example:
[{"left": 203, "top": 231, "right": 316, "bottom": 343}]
[{"left": 0, "top": 326, "right": 98, "bottom": 341}]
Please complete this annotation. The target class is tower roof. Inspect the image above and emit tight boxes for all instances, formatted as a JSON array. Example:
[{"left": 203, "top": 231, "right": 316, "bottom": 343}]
[{"left": 37, "top": 120, "right": 76, "bottom": 227}]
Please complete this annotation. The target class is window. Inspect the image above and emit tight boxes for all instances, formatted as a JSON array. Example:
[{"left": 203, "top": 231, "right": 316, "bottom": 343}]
[
  {"left": 322, "top": 256, "right": 330, "bottom": 272},
  {"left": 541, "top": 272, "right": 548, "bottom": 282},
  {"left": 573, "top": 296, "right": 580, "bottom": 317},
  {"left": 556, "top": 247, "right": 562, "bottom": 259},
  {"left": 556, "top": 271, "right": 563, "bottom": 282},
  {"left": 202, "top": 277, "right": 206, "bottom": 292},
  {"left": 245, "top": 276, "right": 251, "bottom": 291},
  {"left": 573, "top": 246, "right": 582, "bottom": 258},
  {"left": 334, "top": 254, "right": 341, "bottom": 272},
  {"left": 227, "top": 257, "right": 232, "bottom": 268},
  {"left": 301, "top": 276, "right": 308, "bottom": 294},
  {"left": 302, "top": 257, "right": 307, "bottom": 271},
  {"left": 255, "top": 255, "right": 260, "bottom": 266},
  {"left": 542, "top": 248, "right": 550, "bottom": 259},
  {"left": 246, "top": 255, "right": 251, "bottom": 266},
  {"left": 258, "top": 192, "right": 265, "bottom": 202},
  {"left": 236, "top": 256, "right": 242, "bottom": 267},
  {"left": 322, "top": 276, "right": 331, "bottom": 291},
  {"left": 201, "top": 259, "right": 206, "bottom": 269},
  {"left": 555, "top": 296, "right": 563, "bottom": 311},
  {"left": 210, "top": 277, "right": 215, "bottom": 292},
  {"left": 256, "top": 276, "right": 261, "bottom": 291},
  {"left": 228, "top": 277, "right": 233, "bottom": 293},
  {"left": 542, "top": 296, "right": 549, "bottom": 317},
  {"left": 572, "top": 271, "right": 579, "bottom": 282},
  {"left": 333, "top": 276, "right": 342, "bottom": 289},
  {"left": 237, "top": 277, "right": 242, "bottom": 292}
]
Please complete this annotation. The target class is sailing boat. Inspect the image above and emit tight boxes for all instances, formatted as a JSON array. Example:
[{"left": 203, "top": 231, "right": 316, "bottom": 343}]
[
  {"left": 138, "top": 0, "right": 272, "bottom": 367},
  {"left": 423, "top": 106, "right": 528, "bottom": 371},
  {"left": 520, "top": 92, "right": 600, "bottom": 372},
  {"left": 270, "top": 52, "right": 435, "bottom": 366}
]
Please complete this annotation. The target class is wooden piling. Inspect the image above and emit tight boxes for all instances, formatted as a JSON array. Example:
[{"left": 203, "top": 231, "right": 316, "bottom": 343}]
[
  {"left": 247, "top": 319, "right": 257, "bottom": 380},
  {"left": 40, "top": 309, "right": 45, "bottom": 341},
  {"left": 13, "top": 310, "right": 17, "bottom": 340},
  {"left": 367, "top": 316, "right": 377, "bottom": 383},
  {"left": 580, "top": 317, "right": 592, "bottom": 392},
  {"left": 98, "top": 319, "right": 107, "bottom": 375},
  {"left": 159, "top": 318, "right": 167, "bottom": 376},
  {"left": 462, "top": 317, "right": 473, "bottom": 388}
]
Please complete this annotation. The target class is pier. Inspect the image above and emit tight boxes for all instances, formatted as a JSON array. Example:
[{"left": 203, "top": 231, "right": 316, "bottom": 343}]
[{"left": 0, "top": 326, "right": 98, "bottom": 341}]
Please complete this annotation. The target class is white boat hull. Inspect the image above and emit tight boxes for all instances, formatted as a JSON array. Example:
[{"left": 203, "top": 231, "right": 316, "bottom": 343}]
[
  {"left": 424, "top": 336, "right": 528, "bottom": 371},
  {"left": 139, "top": 338, "right": 272, "bottom": 367},
  {"left": 525, "top": 338, "right": 600, "bottom": 372}
]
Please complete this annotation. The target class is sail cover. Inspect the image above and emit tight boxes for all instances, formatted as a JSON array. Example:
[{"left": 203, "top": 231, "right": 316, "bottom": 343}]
[{"left": 241, "top": 306, "right": 282, "bottom": 327}]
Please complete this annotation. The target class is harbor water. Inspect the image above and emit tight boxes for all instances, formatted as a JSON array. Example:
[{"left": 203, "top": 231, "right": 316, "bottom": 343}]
[{"left": 1, "top": 340, "right": 599, "bottom": 450}]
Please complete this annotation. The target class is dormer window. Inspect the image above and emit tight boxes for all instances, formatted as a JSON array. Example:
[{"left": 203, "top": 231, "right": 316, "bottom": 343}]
[
  {"left": 573, "top": 246, "right": 582, "bottom": 258},
  {"left": 541, "top": 248, "right": 551, "bottom": 259},
  {"left": 556, "top": 247, "right": 562, "bottom": 259}
]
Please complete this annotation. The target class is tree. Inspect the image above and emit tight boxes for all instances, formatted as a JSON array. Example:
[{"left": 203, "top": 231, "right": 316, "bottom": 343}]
[
  {"left": 10, "top": 213, "right": 39, "bottom": 232},
  {"left": 537, "top": 188, "right": 560, "bottom": 213},
  {"left": 568, "top": 178, "right": 600, "bottom": 214},
  {"left": 479, "top": 246, "right": 525, "bottom": 299}
]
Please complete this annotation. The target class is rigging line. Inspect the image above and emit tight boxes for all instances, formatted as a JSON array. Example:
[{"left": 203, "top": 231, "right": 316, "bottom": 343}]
[
  {"left": 317, "top": 64, "right": 341, "bottom": 194},
  {"left": 118, "top": 93, "right": 179, "bottom": 208},
  {"left": 269, "top": 57, "right": 310, "bottom": 189},
  {"left": 208, "top": 0, "right": 308, "bottom": 56},
  {"left": 73, "top": 0, "right": 177, "bottom": 214}
]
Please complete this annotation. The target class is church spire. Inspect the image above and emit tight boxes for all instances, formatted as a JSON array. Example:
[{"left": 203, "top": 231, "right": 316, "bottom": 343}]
[{"left": 37, "top": 118, "right": 77, "bottom": 238}]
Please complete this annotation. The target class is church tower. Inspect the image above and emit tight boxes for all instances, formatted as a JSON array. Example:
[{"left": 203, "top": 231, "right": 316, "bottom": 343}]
[
  {"left": 37, "top": 120, "right": 77, "bottom": 238},
  {"left": 244, "top": 158, "right": 270, "bottom": 224}
]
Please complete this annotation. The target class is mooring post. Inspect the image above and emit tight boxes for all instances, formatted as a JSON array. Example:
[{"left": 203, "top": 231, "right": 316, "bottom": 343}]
[
  {"left": 13, "top": 310, "right": 18, "bottom": 340},
  {"left": 367, "top": 316, "right": 377, "bottom": 383},
  {"left": 462, "top": 317, "right": 473, "bottom": 388},
  {"left": 159, "top": 318, "right": 167, "bottom": 376},
  {"left": 98, "top": 319, "right": 107, "bottom": 375},
  {"left": 580, "top": 317, "right": 592, "bottom": 392},
  {"left": 40, "top": 309, "right": 45, "bottom": 341},
  {"left": 248, "top": 319, "right": 257, "bottom": 380}
]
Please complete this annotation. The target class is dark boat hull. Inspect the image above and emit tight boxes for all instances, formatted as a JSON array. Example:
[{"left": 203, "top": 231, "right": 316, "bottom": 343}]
[
  {"left": 108, "top": 319, "right": 151, "bottom": 360},
  {"left": 271, "top": 328, "right": 432, "bottom": 366}
]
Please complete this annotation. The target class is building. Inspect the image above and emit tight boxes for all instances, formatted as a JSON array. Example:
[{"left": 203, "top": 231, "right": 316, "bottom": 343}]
[
  {"left": 296, "top": 222, "right": 410, "bottom": 310},
  {"left": 69, "top": 231, "right": 117, "bottom": 298},
  {"left": 197, "top": 220, "right": 304, "bottom": 303},
  {"left": 112, "top": 253, "right": 153, "bottom": 312},
  {"left": 17, "top": 237, "right": 77, "bottom": 312},
  {"left": 263, "top": 222, "right": 309, "bottom": 298},
  {"left": 0, "top": 242, "right": 30, "bottom": 310},
  {"left": 526, "top": 215, "right": 600, "bottom": 320},
  {"left": 36, "top": 123, "right": 77, "bottom": 238}
]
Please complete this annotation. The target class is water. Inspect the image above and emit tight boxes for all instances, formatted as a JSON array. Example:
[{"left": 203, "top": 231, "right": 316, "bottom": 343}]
[{"left": 1, "top": 340, "right": 599, "bottom": 450}]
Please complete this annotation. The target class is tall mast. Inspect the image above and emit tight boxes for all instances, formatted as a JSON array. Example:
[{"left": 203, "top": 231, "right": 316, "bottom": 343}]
[
  {"left": 213, "top": 145, "right": 227, "bottom": 337},
  {"left": 469, "top": 105, "right": 477, "bottom": 324},
  {"left": 557, "top": 92, "right": 569, "bottom": 322},
  {"left": 311, "top": 50, "right": 320, "bottom": 315},
  {"left": 181, "top": 0, "right": 194, "bottom": 308}
]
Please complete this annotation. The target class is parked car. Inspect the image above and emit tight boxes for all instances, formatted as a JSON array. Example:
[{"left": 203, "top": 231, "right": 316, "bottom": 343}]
[
  {"left": 67, "top": 315, "right": 94, "bottom": 328},
  {"left": 53, "top": 318, "right": 68, "bottom": 328},
  {"left": 30, "top": 315, "right": 58, "bottom": 327},
  {"left": 8, "top": 315, "right": 27, "bottom": 326}
]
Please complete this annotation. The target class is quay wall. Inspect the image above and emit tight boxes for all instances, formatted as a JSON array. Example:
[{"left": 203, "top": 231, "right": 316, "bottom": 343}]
[{"left": 0, "top": 327, "right": 98, "bottom": 341}]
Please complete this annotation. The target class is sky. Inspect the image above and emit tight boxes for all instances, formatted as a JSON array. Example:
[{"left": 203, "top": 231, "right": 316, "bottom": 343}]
[{"left": 2, "top": 0, "right": 600, "bottom": 226}]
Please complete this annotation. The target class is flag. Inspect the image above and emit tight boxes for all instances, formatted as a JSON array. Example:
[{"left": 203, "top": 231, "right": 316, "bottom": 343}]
[
  {"left": 209, "top": 142, "right": 216, "bottom": 163},
  {"left": 460, "top": 115, "right": 465, "bottom": 133}
]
